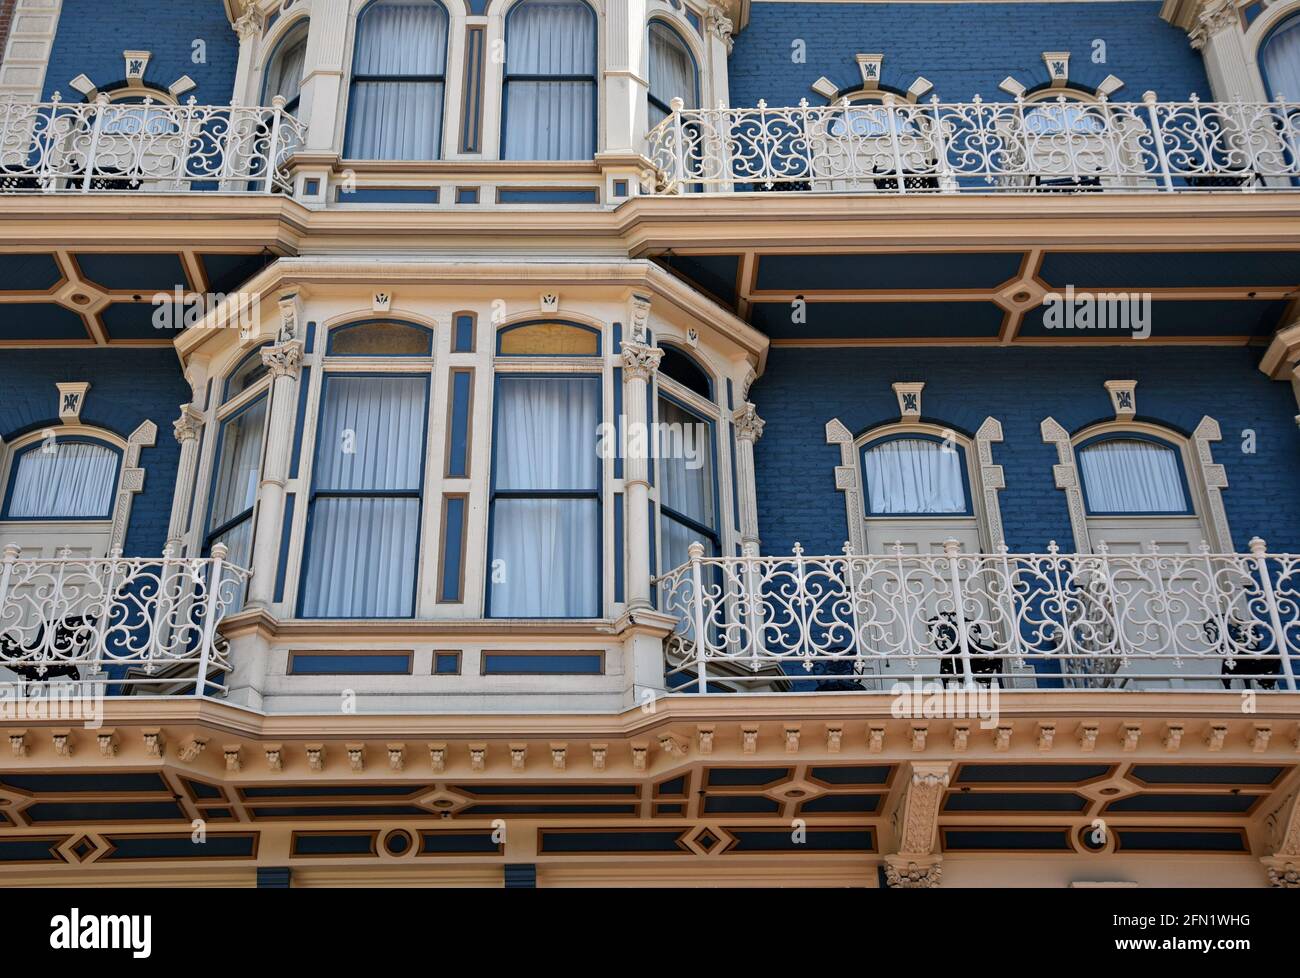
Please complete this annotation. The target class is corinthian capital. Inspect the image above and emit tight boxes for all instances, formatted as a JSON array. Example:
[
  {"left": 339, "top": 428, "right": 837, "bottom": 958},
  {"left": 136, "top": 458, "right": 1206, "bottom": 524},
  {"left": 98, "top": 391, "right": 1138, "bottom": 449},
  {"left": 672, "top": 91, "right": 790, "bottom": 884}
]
[
  {"left": 621, "top": 342, "right": 663, "bottom": 382},
  {"left": 233, "top": 7, "right": 263, "bottom": 42},
  {"left": 261, "top": 340, "right": 304, "bottom": 379},
  {"left": 1189, "top": 0, "right": 1239, "bottom": 48},
  {"left": 707, "top": 2, "right": 735, "bottom": 52},
  {"left": 733, "top": 401, "right": 765, "bottom": 442},
  {"left": 172, "top": 404, "right": 204, "bottom": 444}
]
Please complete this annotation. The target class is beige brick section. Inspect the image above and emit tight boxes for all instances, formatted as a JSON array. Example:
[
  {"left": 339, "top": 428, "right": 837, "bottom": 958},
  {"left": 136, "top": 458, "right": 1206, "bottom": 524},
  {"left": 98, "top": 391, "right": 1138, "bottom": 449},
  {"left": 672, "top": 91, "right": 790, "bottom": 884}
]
[{"left": 0, "top": 0, "right": 63, "bottom": 102}]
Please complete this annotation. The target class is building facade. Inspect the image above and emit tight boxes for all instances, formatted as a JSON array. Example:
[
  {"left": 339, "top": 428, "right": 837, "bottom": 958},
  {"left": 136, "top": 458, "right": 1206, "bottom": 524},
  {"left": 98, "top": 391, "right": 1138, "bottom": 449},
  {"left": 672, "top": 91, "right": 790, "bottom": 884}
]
[{"left": 0, "top": 0, "right": 1299, "bottom": 887}]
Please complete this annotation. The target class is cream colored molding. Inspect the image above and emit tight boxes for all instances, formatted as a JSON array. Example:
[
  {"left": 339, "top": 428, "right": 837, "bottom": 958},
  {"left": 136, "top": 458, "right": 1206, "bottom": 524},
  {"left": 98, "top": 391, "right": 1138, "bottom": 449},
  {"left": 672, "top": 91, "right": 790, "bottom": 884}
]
[
  {"left": 107, "top": 420, "right": 158, "bottom": 555},
  {"left": 0, "top": 0, "right": 64, "bottom": 102},
  {"left": 1190, "top": 416, "right": 1233, "bottom": 552},
  {"left": 884, "top": 761, "right": 951, "bottom": 888},
  {"left": 825, "top": 418, "right": 863, "bottom": 555},
  {"left": 974, "top": 417, "right": 1006, "bottom": 549},
  {"left": 1040, "top": 416, "right": 1090, "bottom": 553}
]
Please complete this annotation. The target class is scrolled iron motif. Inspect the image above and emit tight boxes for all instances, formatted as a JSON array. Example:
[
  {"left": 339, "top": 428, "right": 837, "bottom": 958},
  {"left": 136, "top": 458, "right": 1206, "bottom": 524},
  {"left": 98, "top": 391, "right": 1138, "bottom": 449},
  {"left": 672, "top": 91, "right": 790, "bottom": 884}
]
[{"left": 657, "top": 543, "right": 1300, "bottom": 690}]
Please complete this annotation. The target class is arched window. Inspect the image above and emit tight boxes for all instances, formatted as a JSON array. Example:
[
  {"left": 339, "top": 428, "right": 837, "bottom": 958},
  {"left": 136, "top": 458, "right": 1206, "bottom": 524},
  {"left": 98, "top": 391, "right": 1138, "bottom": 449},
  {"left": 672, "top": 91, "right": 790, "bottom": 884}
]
[
  {"left": 658, "top": 344, "right": 711, "bottom": 399},
  {"left": 657, "top": 393, "right": 717, "bottom": 572},
  {"left": 1023, "top": 95, "right": 1107, "bottom": 136},
  {"left": 297, "top": 321, "right": 433, "bottom": 618},
  {"left": 647, "top": 21, "right": 697, "bottom": 128},
  {"left": 345, "top": 0, "right": 449, "bottom": 160},
  {"left": 263, "top": 21, "right": 309, "bottom": 112},
  {"left": 1078, "top": 436, "right": 1190, "bottom": 515},
  {"left": 205, "top": 348, "right": 273, "bottom": 571},
  {"left": 827, "top": 96, "right": 917, "bottom": 138},
  {"left": 1, "top": 438, "right": 119, "bottom": 520},
  {"left": 501, "top": 0, "right": 597, "bottom": 160},
  {"left": 496, "top": 320, "right": 600, "bottom": 356},
  {"left": 860, "top": 435, "right": 969, "bottom": 516},
  {"left": 1261, "top": 14, "right": 1300, "bottom": 101}
]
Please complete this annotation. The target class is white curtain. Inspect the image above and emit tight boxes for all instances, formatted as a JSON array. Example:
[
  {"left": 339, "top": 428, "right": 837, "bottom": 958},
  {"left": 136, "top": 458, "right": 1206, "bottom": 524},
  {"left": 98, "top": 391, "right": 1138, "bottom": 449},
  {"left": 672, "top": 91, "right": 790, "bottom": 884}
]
[
  {"left": 648, "top": 22, "right": 696, "bottom": 128},
  {"left": 266, "top": 29, "right": 308, "bottom": 108},
  {"left": 502, "top": 0, "right": 595, "bottom": 160},
  {"left": 490, "top": 376, "right": 599, "bottom": 617},
  {"left": 7, "top": 441, "right": 118, "bottom": 518},
  {"left": 862, "top": 438, "right": 966, "bottom": 515},
  {"left": 300, "top": 376, "right": 426, "bottom": 617},
  {"left": 1262, "top": 16, "right": 1300, "bottom": 101},
  {"left": 657, "top": 396, "right": 713, "bottom": 571},
  {"left": 1079, "top": 439, "right": 1188, "bottom": 514},
  {"left": 346, "top": 0, "right": 447, "bottom": 160},
  {"left": 206, "top": 397, "right": 267, "bottom": 568}
]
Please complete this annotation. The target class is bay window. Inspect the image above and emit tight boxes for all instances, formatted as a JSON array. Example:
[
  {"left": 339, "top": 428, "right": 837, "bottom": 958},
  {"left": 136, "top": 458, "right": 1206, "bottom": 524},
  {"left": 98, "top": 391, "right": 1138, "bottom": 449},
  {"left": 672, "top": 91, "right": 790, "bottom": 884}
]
[
  {"left": 647, "top": 20, "right": 698, "bottom": 129},
  {"left": 205, "top": 351, "right": 273, "bottom": 569}
]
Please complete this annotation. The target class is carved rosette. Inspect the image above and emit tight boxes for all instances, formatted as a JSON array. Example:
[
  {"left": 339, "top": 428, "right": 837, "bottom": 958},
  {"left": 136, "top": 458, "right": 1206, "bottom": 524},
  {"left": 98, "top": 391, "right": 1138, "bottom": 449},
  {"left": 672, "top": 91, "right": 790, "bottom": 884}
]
[
  {"left": 620, "top": 342, "right": 663, "bottom": 383},
  {"left": 732, "top": 402, "right": 765, "bottom": 443},
  {"left": 884, "top": 859, "right": 943, "bottom": 889},
  {"left": 261, "top": 340, "right": 304, "bottom": 380},
  {"left": 1266, "top": 861, "right": 1300, "bottom": 888}
]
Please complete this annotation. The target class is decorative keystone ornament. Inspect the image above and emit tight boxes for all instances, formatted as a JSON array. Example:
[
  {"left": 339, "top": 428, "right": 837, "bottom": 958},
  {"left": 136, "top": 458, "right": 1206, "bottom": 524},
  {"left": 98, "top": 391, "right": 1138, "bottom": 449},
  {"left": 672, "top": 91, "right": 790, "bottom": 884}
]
[
  {"left": 539, "top": 292, "right": 559, "bottom": 314},
  {"left": 855, "top": 54, "right": 883, "bottom": 88},
  {"left": 56, "top": 382, "right": 90, "bottom": 423},
  {"left": 1042, "top": 52, "right": 1070, "bottom": 86},
  {"left": 1104, "top": 380, "right": 1138, "bottom": 420},
  {"left": 372, "top": 291, "right": 392, "bottom": 313},
  {"left": 124, "top": 51, "right": 151, "bottom": 83},
  {"left": 892, "top": 381, "right": 924, "bottom": 420}
]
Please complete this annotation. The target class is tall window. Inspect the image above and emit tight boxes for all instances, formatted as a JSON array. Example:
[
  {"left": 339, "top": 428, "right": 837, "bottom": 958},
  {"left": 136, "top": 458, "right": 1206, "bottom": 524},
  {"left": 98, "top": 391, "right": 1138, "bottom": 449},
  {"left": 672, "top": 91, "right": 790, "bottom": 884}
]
[
  {"left": 1261, "top": 14, "right": 1300, "bottom": 101},
  {"left": 345, "top": 0, "right": 449, "bottom": 160},
  {"left": 860, "top": 437, "right": 968, "bottom": 515},
  {"left": 657, "top": 395, "right": 716, "bottom": 571},
  {"left": 297, "top": 347, "right": 429, "bottom": 617},
  {"left": 1078, "top": 437, "right": 1190, "bottom": 515},
  {"left": 647, "top": 21, "right": 697, "bottom": 128},
  {"left": 205, "top": 397, "right": 267, "bottom": 569},
  {"left": 2, "top": 439, "right": 119, "bottom": 520},
  {"left": 501, "top": 0, "right": 597, "bottom": 160},
  {"left": 488, "top": 374, "right": 601, "bottom": 617},
  {"left": 264, "top": 21, "right": 309, "bottom": 113}
]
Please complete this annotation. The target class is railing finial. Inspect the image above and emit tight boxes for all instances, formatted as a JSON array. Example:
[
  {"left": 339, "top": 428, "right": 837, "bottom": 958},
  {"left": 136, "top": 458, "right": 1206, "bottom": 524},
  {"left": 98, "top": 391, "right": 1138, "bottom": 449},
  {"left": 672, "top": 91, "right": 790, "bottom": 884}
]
[{"left": 1249, "top": 536, "right": 1267, "bottom": 557}]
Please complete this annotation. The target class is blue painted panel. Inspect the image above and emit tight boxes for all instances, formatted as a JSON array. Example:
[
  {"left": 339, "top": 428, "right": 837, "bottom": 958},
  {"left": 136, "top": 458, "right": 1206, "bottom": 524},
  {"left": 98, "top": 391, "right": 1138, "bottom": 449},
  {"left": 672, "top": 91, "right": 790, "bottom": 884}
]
[
  {"left": 440, "top": 495, "right": 466, "bottom": 602},
  {"left": 1018, "top": 299, "right": 1287, "bottom": 338},
  {"left": 447, "top": 369, "right": 472, "bottom": 477},
  {"left": 496, "top": 188, "right": 599, "bottom": 204},
  {"left": 435, "top": 651, "right": 461, "bottom": 674},
  {"left": 336, "top": 187, "right": 440, "bottom": 204},
  {"left": 453, "top": 313, "right": 475, "bottom": 352},
  {"left": 75, "top": 253, "right": 188, "bottom": 292},
  {"left": 289, "top": 653, "right": 412, "bottom": 675},
  {"left": 660, "top": 254, "right": 739, "bottom": 307},
  {"left": 99, "top": 301, "right": 174, "bottom": 340},
  {"left": 613, "top": 491, "right": 624, "bottom": 602},
  {"left": 0, "top": 254, "right": 63, "bottom": 292},
  {"left": 751, "top": 300, "right": 1005, "bottom": 339},
  {"left": 482, "top": 653, "right": 604, "bottom": 675},
  {"left": 288, "top": 366, "right": 311, "bottom": 479},
  {"left": 273, "top": 493, "right": 296, "bottom": 603},
  {"left": 0, "top": 303, "right": 90, "bottom": 340},
  {"left": 757, "top": 252, "right": 1023, "bottom": 292},
  {"left": 200, "top": 253, "right": 273, "bottom": 294},
  {"left": 1039, "top": 251, "right": 1300, "bottom": 289}
]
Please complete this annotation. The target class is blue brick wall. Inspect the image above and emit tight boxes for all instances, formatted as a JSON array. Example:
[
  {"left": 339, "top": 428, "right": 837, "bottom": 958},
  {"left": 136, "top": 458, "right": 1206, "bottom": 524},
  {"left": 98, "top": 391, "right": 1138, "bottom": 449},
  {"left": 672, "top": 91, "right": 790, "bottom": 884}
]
[
  {"left": 0, "top": 350, "right": 189, "bottom": 556},
  {"left": 42, "top": 0, "right": 238, "bottom": 103},
  {"left": 751, "top": 346, "right": 1300, "bottom": 555},
  {"left": 730, "top": 1, "right": 1210, "bottom": 105}
]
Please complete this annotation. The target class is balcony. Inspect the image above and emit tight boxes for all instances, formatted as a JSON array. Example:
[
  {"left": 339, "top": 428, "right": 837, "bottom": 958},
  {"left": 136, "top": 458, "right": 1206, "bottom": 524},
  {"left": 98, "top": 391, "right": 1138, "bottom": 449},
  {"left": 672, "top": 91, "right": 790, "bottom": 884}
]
[
  {"left": 645, "top": 95, "right": 1300, "bottom": 195},
  {"left": 657, "top": 540, "right": 1300, "bottom": 693},
  {"left": 0, "top": 95, "right": 303, "bottom": 194},
  {"left": 0, "top": 544, "right": 248, "bottom": 695}
]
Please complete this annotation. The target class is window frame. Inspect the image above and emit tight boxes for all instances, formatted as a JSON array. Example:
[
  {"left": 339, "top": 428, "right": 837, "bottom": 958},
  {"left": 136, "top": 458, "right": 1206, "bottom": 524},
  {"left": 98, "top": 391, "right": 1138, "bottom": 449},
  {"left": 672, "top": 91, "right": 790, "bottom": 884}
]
[
  {"left": 646, "top": 18, "right": 700, "bottom": 123},
  {"left": 1075, "top": 431, "right": 1196, "bottom": 517},
  {"left": 202, "top": 389, "right": 271, "bottom": 561},
  {"left": 0, "top": 434, "right": 123, "bottom": 522},
  {"left": 260, "top": 17, "right": 310, "bottom": 115},
  {"left": 484, "top": 366, "right": 605, "bottom": 619},
  {"left": 858, "top": 431, "right": 974, "bottom": 519},
  {"left": 654, "top": 383, "right": 721, "bottom": 575},
  {"left": 343, "top": 0, "right": 451, "bottom": 161},
  {"left": 499, "top": 0, "right": 600, "bottom": 161}
]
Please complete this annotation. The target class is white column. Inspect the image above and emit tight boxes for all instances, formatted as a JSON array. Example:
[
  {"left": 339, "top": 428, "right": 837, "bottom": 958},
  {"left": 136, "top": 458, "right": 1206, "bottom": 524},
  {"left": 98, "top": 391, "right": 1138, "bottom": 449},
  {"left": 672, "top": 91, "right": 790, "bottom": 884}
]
[
  {"left": 244, "top": 332, "right": 304, "bottom": 610},
  {"left": 1190, "top": 1, "right": 1267, "bottom": 102},
  {"left": 604, "top": 0, "right": 651, "bottom": 153},
  {"left": 165, "top": 404, "right": 205, "bottom": 555},
  {"left": 704, "top": 1, "right": 734, "bottom": 109},
  {"left": 621, "top": 339, "right": 662, "bottom": 610},
  {"left": 300, "top": 0, "right": 351, "bottom": 152},
  {"left": 231, "top": 7, "right": 264, "bottom": 105},
  {"left": 731, "top": 401, "right": 764, "bottom": 551}
]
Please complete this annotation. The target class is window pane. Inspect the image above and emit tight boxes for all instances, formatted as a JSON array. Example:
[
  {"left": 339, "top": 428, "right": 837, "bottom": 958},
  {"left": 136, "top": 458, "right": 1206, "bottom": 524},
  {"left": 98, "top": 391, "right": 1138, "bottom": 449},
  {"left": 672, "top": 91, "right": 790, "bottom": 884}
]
[
  {"left": 658, "top": 397, "right": 713, "bottom": 528},
  {"left": 1079, "top": 439, "right": 1188, "bottom": 514},
  {"left": 503, "top": 80, "right": 595, "bottom": 159},
  {"left": 311, "top": 376, "right": 426, "bottom": 491},
  {"left": 267, "top": 30, "right": 307, "bottom": 106},
  {"left": 497, "top": 322, "right": 599, "bottom": 356},
  {"left": 208, "top": 398, "right": 267, "bottom": 531},
  {"left": 861, "top": 438, "right": 966, "bottom": 515},
  {"left": 6, "top": 442, "right": 118, "bottom": 518},
  {"left": 329, "top": 321, "right": 432, "bottom": 356},
  {"left": 300, "top": 497, "right": 421, "bottom": 617},
  {"left": 210, "top": 516, "right": 254, "bottom": 572},
  {"left": 225, "top": 348, "right": 269, "bottom": 400},
  {"left": 1262, "top": 17, "right": 1300, "bottom": 102},
  {"left": 661, "top": 512, "right": 715, "bottom": 573},
  {"left": 493, "top": 376, "right": 599, "bottom": 490},
  {"left": 347, "top": 80, "right": 444, "bottom": 159},
  {"left": 506, "top": 0, "right": 595, "bottom": 74},
  {"left": 354, "top": 0, "right": 448, "bottom": 76},
  {"left": 489, "top": 497, "right": 598, "bottom": 616},
  {"left": 649, "top": 22, "right": 696, "bottom": 111}
]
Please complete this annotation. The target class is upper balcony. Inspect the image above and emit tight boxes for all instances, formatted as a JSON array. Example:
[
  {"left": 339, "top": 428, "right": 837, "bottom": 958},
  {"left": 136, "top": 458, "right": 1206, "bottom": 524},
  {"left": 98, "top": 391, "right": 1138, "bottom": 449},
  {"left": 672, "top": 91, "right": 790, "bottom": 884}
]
[
  {"left": 0, "top": 95, "right": 302, "bottom": 195},
  {"left": 644, "top": 95, "right": 1300, "bottom": 196}
]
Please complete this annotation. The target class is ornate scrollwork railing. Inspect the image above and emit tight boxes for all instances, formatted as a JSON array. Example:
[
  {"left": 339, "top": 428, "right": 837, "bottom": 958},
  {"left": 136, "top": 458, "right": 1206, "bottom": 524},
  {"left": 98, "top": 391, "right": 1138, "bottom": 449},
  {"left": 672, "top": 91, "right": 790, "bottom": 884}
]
[
  {"left": 657, "top": 538, "right": 1300, "bottom": 692},
  {"left": 0, "top": 94, "right": 304, "bottom": 194},
  {"left": 645, "top": 94, "right": 1300, "bottom": 194},
  {"left": 0, "top": 543, "right": 250, "bottom": 695}
]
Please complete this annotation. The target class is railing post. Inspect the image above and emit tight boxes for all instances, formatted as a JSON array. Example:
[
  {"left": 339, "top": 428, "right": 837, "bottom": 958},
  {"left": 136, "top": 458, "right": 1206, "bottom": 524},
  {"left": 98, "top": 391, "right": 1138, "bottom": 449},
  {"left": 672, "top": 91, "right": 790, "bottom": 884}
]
[
  {"left": 928, "top": 96, "right": 955, "bottom": 192},
  {"left": 37, "top": 93, "right": 62, "bottom": 192},
  {"left": 265, "top": 95, "right": 286, "bottom": 194},
  {"left": 885, "top": 96, "right": 906, "bottom": 192},
  {"left": 843, "top": 542, "right": 863, "bottom": 672},
  {"left": 195, "top": 544, "right": 227, "bottom": 698},
  {"left": 81, "top": 93, "right": 109, "bottom": 193},
  {"left": 1143, "top": 90, "right": 1174, "bottom": 192},
  {"left": 688, "top": 541, "right": 708, "bottom": 693},
  {"left": 174, "top": 98, "right": 196, "bottom": 192},
  {"left": 943, "top": 538, "right": 975, "bottom": 688},
  {"left": 0, "top": 543, "right": 18, "bottom": 636},
  {"left": 670, "top": 96, "right": 686, "bottom": 194},
  {"left": 1250, "top": 537, "right": 1296, "bottom": 692},
  {"left": 90, "top": 551, "right": 122, "bottom": 679},
  {"left": 742, "top": 540, "right": 766, "bottom": 668}
]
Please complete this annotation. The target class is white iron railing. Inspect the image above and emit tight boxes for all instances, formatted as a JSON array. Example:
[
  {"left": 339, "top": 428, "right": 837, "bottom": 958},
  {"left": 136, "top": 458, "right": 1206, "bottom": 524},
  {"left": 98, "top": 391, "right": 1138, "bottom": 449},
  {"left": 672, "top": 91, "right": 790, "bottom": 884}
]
[
  {"left": 646, "top": 94, "right": 1300, "bottom": 194},
  {"left": 0, "top": 544, "right": 249, "bottom": 695},
  {"left": 657, "top": 538, "right": 1300, "bottom": 692},
  {"left": 0, "top": 94, "right": 304, "bottom": 194}
]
